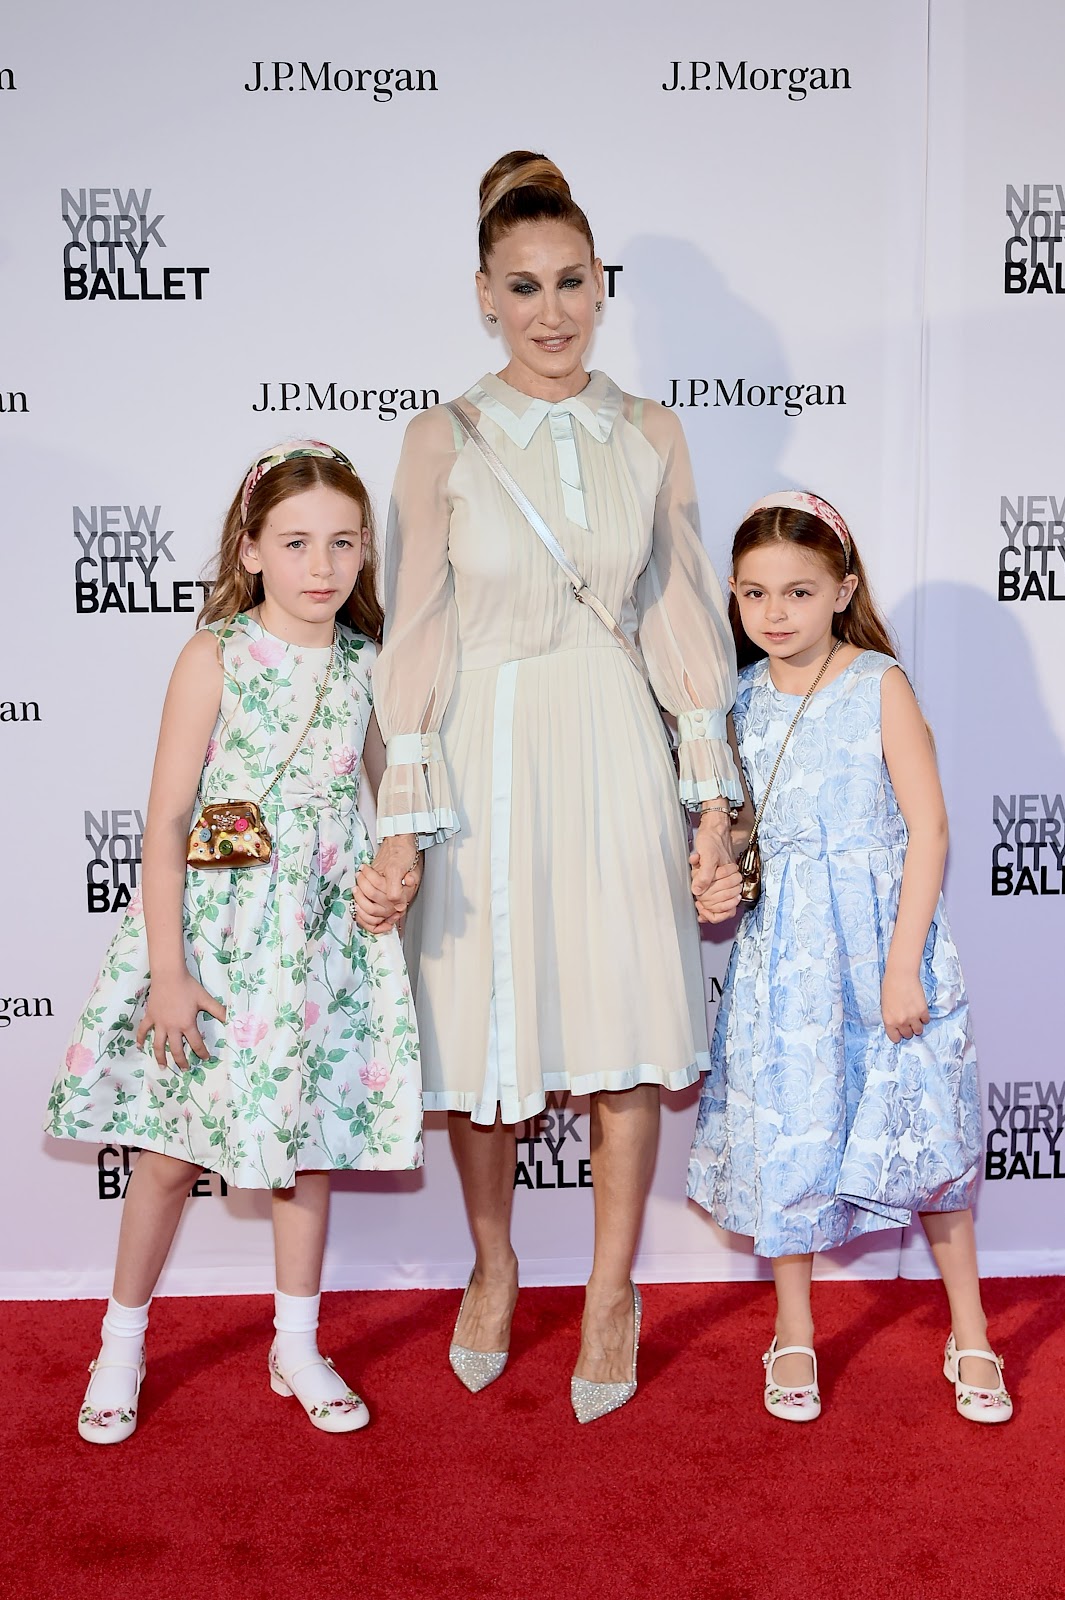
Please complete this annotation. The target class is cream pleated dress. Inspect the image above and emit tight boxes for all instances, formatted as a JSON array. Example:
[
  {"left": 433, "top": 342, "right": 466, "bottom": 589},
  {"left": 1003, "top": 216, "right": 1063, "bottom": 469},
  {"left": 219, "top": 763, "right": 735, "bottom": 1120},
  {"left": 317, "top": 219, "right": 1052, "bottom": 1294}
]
[{"left": 373, "top": 371, "right": 740, "bottom": 1125}]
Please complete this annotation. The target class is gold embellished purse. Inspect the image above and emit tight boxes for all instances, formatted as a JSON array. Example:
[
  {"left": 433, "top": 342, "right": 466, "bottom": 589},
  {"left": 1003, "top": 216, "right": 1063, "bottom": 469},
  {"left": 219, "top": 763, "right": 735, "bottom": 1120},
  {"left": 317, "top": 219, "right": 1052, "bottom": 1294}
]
[{"left": 186, "top": 634, "right": 335, "bottom": 871}]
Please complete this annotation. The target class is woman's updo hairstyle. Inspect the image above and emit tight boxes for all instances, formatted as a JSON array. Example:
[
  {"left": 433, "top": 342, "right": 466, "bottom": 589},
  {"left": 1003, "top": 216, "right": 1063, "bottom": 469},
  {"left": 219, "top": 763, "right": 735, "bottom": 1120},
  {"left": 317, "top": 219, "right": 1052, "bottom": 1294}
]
[{"left": 477, "top": 150, "right": 595, "bottom": 271}]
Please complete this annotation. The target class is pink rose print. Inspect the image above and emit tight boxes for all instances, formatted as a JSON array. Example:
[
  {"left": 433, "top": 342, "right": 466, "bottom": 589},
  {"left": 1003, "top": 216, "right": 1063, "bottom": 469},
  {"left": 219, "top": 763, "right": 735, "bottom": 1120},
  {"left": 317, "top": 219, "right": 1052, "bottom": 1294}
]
[
  {"left": 304, "top": 1000, "right": 320, "bottom": 1027},
  {"left": 248, "top": 637, "right": 286, "bottom": 669},
  {"left": 294, "top": 906, "right": 306, "bottom": 930},
  {"left": 65, "top": 1043, "right": 95, "bottom": 1077},
  {"left": 231, "top": 1013, "right": 269, "bottom": 1049},
  {"left": 359, "top": 1059, "right": 390, "bottom": 1091},
  {"left": 128, "top": 890, "right": 143, "bottom": 917},
  {"left": 319, "top": 843, "right": 338, "bottom": 875},
  {"left": 204, "top": 739, "right": 219, "bottom": 767},
  {"left": 331, "top": 746, "right": 358, "bottom": 776}
]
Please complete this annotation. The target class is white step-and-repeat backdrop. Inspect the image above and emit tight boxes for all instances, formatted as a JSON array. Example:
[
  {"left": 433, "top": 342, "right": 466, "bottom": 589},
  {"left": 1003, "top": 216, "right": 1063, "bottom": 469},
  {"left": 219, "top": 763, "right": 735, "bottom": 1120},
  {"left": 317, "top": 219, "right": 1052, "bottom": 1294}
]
[{"left": 1, "top": 0, "right": 1060, "bottom": 1296}]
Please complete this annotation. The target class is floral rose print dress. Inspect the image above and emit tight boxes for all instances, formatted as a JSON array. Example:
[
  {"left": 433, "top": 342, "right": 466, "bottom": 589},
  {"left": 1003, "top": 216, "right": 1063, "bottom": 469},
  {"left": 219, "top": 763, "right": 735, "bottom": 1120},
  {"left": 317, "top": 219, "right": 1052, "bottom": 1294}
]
[
  {"left": 46, "top": 615, "right": 422, "bottom": 1188},
  {"left": 688, "top": 652, "right": 981, "bottom": 1255}
]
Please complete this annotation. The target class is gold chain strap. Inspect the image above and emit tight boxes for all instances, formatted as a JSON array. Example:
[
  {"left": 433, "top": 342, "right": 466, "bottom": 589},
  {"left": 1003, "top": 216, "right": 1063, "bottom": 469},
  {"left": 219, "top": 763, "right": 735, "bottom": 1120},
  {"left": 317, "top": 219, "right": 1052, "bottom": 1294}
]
[
  {"left": 746, "top": 639, "right": 844, "bottom": 851},
  {"left": 255, "top": 633, "right": 336, "bottom": 806}
]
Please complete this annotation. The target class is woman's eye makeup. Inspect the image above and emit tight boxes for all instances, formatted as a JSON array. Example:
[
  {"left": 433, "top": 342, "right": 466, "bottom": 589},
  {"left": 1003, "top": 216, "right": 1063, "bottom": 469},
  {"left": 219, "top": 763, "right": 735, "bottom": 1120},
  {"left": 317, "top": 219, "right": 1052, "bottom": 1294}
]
[{"left": 511, "top": 281, "right": 538, "bottom": 295}]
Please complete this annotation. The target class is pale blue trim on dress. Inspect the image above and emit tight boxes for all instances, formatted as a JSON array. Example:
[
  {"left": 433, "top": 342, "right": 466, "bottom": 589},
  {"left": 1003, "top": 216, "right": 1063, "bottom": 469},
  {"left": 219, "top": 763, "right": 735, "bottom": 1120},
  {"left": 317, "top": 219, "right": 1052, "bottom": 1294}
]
[
  {"left": 385, "top": 731, "right": 444, "bottom": 765},
  {"left": 548, "top": 409, "right": 588, "bottom": 529},
  {"left": 678, "top": 708, "right": 727, "bottom": 745},
  {"left": 472, "top": 659, "right": 521, "bottom": 1126},
  {"left": 377, "top": 809, "right": 460, "bottom": 850},
  {"left": 425, "top": 1055, "right": 708, "bottom": 1123}
]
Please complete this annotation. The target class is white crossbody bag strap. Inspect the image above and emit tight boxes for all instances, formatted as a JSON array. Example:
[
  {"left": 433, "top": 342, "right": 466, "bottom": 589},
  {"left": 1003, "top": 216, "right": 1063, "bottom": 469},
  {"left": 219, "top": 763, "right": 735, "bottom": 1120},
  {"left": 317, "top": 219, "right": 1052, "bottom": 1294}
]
[{"left": 446, "top": 401, "right": 645, "bottom": 678}]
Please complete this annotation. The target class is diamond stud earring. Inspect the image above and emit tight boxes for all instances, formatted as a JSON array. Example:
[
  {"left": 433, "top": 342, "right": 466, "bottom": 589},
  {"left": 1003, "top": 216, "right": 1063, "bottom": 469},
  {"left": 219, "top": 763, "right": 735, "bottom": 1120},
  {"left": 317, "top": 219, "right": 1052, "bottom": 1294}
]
[{"left": 485, "top": 313, "right": 498, "bottom": 324}]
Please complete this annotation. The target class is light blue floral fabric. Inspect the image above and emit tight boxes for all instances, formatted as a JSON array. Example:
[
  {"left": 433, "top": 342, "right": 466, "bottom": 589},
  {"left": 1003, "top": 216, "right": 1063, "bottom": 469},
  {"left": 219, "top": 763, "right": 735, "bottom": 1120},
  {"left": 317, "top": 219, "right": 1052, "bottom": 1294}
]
[{"left": 687, "top": 651, "right": 981, "bottom": 1256}]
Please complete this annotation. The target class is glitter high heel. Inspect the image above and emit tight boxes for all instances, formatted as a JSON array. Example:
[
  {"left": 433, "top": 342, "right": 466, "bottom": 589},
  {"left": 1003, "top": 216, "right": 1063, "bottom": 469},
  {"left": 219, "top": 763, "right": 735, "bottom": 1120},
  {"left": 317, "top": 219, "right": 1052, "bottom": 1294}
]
[
  {"left": 571, "top": 1282, "right": 642, "bottom": 1424},
  {"left": 448, "top": 1273, "right": 510, "bottom": 1393}
]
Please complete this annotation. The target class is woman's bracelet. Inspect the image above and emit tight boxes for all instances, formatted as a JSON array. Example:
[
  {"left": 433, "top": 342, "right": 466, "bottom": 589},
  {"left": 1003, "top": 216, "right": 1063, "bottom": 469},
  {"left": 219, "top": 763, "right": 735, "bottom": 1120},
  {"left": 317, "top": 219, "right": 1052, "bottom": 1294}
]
[{"left": 698, "top": 800, "right": 741, "bottom": 822}]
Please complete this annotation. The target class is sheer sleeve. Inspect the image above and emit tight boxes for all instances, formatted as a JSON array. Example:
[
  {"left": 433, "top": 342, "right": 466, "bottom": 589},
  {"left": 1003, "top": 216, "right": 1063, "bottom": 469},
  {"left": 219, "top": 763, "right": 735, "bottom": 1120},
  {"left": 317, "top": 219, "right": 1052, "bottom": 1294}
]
[
  {"left": 372, "top": 408, "right": 461, "bottom": 848},
  {"left": 633, "top": 401, "right": 742, "bottom": 808}
]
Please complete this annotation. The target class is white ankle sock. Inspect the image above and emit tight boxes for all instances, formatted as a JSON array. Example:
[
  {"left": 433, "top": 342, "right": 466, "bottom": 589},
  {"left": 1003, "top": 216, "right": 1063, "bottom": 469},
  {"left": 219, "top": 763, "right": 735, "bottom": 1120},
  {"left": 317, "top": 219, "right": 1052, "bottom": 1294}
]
[
  {"left": 87, "top": 1296, "right": 150, "bottom": 1411},
  {"left": 273, "top": 1290, "right": 349, "bottom": 1403}
]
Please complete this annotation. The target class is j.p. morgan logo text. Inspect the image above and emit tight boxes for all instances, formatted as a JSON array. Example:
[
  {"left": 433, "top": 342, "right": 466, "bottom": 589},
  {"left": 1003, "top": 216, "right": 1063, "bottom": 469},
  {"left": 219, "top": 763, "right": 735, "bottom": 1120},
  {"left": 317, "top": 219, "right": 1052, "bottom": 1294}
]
[
  {"left": 74, "top": 503, "right": 209, "bottom": 616},
  {"left": 998, "top": 495, "right": 1065, "bottom": 601},
  {"left": 986, "top": 1082, "right": 1065, "bottom": 1180},
  {"left": 1005, "top": 185, "right": 1065, "bottom": 295},
  {"left": 254, "top": 382, "right": 440, "bottom": 420},
  {"left": 62, "top": 188, "right": 208, "bottom": 302},
  {"left": 991, "top": 794, "right": 1065, "bottom": 897},
  {"left": 665, "top": 378, "right": 845, "bottom": 417},
  {"left": 245, "top": 61, "right": 437, "bottom": 98},
  {"left": 663, "top": 60, "right": 850, "bottom": 98}
]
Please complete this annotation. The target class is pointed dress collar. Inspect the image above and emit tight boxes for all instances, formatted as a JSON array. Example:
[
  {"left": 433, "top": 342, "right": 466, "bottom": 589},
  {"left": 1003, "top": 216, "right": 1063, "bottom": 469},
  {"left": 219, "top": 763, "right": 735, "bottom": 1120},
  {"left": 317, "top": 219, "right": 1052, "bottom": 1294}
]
[{"left": 464, "top": 369, "right": 623, "bottom": 449}]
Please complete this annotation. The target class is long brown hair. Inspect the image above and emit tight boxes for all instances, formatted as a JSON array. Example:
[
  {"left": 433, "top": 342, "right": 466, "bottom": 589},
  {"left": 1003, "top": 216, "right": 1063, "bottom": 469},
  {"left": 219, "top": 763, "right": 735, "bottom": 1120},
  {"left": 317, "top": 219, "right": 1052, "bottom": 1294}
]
[
  {"left": 478, "top": 150, "right": 595, "bottom": 270},
  {"left": 728, "top": 503, "right": 897, "bottom": 669},
  {"left": 198, "top": 454, "right": 384, "bottom": 642}
]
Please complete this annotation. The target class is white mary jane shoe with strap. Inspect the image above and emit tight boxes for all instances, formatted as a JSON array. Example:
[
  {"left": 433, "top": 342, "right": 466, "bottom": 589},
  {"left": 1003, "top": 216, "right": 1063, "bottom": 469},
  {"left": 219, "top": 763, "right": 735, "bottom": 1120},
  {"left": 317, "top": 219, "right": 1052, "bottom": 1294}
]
[
  {"left": 78, "top": 1351, "right": 146, "bottom": 1445},
  {"left": 269, "top": 1342, "right": 370, "bottom": 1434},
  {"left": 944, "top": 1334, "right": 1013, "bottom": 1424},
  {"left": 762, "top": 1337, "right": 822, "bottom": 1423}
]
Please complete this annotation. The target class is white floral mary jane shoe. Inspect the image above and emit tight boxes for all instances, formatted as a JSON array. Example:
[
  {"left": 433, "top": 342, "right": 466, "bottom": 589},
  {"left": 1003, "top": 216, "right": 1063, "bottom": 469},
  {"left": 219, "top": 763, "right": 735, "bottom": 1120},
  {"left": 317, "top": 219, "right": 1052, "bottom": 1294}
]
[
  {"left": 77, "top": 1352, "right": 146, "bottom": 1445},
  {"left": 944, "top": 1334, "right": 1013, "bottom": 1424},
  {"left": 762, "top": 1338, "right": 822, "bottom": 1423},
  {"left": 268, "top": 1342, "right": 370, "bottom": 1434}
]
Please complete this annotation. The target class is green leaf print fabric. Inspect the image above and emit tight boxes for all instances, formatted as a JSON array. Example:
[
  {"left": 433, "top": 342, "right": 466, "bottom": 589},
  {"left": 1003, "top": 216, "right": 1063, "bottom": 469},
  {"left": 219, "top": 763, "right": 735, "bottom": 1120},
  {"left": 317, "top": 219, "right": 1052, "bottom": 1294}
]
[{"left": 45, "top": 615, "right": 423, "bottom": 1188}]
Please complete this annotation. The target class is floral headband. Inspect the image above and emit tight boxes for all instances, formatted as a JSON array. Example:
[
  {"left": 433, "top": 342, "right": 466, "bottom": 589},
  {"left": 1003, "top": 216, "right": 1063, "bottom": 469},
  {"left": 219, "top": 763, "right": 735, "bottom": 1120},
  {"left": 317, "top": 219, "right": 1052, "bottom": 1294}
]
[
  {"left": 240, "top": 439, "right": 360, "bottom": 524},
  {"left": 744, "top": 491, "right": 852, "bottom": 569}
]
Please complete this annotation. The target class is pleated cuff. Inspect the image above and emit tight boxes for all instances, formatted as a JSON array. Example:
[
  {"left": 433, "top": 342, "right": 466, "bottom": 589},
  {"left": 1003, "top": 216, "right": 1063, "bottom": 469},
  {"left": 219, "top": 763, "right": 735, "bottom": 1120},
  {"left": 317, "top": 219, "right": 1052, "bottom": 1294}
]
[
  {"left": 378, "top": 732, "right": 459, "bottom": 849},
  {"left": 676, "top": 710, "right": 743, "bottom": 810}
]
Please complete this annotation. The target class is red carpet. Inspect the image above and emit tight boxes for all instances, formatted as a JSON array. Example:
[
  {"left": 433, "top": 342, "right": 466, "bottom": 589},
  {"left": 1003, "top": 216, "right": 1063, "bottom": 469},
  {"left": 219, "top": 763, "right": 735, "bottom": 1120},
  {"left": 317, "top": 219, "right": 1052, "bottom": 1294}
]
[{"left": 5, "top": 1278, "right": 1062, "bottom": 1600}]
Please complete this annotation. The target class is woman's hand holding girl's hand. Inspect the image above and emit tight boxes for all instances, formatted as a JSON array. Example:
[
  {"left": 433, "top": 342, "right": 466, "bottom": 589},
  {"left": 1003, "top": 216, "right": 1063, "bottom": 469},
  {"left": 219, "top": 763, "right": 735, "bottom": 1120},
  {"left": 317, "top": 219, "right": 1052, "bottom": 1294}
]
[
  {"left": 881, "top": 966, "right": 931, "bottom": 1042},
  {"left": 354, "top": 834, "right": 420, "bottom": 934},
  {"left": 136, "top": 971, "right": 227, "bottom": 1070},
  {"left": 689, "top": 811, "right": 734, "bottom": 899},
  {"left": 695, "top": 861, "right": 743, "bottom": 924}
]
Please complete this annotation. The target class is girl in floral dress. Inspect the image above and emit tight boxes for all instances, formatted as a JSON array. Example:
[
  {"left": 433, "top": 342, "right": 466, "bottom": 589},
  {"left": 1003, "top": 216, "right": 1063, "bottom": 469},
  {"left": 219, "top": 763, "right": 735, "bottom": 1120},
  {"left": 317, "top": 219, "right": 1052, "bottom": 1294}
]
[
  {"left": 46, "top": 441, "right": 422, "bottom": 1444},
  {"left": 688, "top": 492, "right": 1011, "bottom": 1427}
]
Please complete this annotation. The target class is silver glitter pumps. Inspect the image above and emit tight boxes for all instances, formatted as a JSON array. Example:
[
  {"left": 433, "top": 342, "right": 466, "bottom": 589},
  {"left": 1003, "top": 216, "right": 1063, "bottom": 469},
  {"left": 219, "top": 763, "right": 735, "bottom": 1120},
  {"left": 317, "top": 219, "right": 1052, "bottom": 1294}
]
[
  {"left": 570, "top": 1282, "right": 642, "bottom": 1424},
  {"left": 448, "top": 1273, "right": 509, "bottom": 1393}
]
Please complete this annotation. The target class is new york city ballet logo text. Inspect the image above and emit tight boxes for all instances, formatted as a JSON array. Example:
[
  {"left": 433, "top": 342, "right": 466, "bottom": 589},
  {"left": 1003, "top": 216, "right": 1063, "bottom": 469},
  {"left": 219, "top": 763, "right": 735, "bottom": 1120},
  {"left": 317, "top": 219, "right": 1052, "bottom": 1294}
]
[
  {"left": 245, "top": 61, "right": 437, "bottom": 98},
  {"left": 1004, "top": 185, "right": 1065, "bottom": 295},
  {"left": 663, "top": 60, "right": 850, "bottom": 98},
  {"left": 991, "top": 794, "right": 1065, "bottom": 897},
  {"left": 986, "top": 1082, "right": 1064, "bottom": 1180},
  {"left": 514, "top": 1095, "right": 591, "bottom": 1191},
  {"left": 85, "top": 809, "right": 142, "bottom": 914},
  {"left": 74, "top": 503, "right": 209, "bottom": 615},
  {"left": 998, "top": 495, "right": 1065, "bottom": 602},
  {"left": 97, "top": 1145, "right": 228, "bottom": 1200},
  {"left": 62, "top": 188, "right": 209, "bottom": 303}
]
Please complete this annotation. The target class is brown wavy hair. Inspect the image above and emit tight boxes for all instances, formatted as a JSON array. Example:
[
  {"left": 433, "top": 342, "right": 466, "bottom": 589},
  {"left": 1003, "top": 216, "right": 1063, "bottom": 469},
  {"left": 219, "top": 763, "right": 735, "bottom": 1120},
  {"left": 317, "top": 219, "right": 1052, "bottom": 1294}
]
[
  {"left": 729, "top": 502, "right": 897, "bottom": 669},
  {"left": 198, "top": 454, "right": 384, "bottom": 642},
  {"left": 478, "top": 150, "right": 595, "bottom": 270}
]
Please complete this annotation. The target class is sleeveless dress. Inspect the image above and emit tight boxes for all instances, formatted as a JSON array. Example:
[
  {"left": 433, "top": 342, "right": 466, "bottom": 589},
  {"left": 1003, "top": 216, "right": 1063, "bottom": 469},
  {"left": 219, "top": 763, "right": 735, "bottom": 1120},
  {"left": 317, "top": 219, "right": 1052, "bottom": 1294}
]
[
  {"left": 45, "top": 614, "right": 422, "bottom": 1188},
  {"left": 687, "top": 651, "right": 981, "bottom": 1256},
  {"left": 372, "top": 372, "right": 741, "bottom": 1125}
]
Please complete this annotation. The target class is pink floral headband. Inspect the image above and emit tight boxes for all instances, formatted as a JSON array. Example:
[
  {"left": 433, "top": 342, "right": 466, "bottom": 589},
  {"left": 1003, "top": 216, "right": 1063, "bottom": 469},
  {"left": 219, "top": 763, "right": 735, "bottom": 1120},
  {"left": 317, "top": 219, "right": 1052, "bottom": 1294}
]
[
  {"left": 240, "top": 439, "right": 360, "bottom": 524},
  {"left": 744, "top": 491, "right": 852, "bottom": 569}
]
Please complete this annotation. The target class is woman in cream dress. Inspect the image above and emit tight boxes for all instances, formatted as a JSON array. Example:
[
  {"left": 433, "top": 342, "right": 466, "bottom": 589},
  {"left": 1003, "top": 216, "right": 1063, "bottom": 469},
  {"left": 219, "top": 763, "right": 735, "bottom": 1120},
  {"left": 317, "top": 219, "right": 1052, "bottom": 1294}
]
[{"left": 356, "top": 152, "right": 740, "bottom": 1420}]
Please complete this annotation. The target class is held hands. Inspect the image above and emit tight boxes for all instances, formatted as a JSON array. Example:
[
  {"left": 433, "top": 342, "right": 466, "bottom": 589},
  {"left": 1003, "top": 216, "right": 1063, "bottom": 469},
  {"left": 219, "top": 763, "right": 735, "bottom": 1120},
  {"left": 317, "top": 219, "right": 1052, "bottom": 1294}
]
[
  {"left": 690, "top": 811, "right": 742, "bottom": 924},
  {"left": 136, "top": 970, "right": 227, "bottom": 1071},
  {"left": 354, "top": 834, "right": 423, "bottom": 935},
  {"left": 695, "top": 861, "right": 744, "bottom": 924},
  {"left": 881, "top": 967, "right": 931, "bottom": 1043}
]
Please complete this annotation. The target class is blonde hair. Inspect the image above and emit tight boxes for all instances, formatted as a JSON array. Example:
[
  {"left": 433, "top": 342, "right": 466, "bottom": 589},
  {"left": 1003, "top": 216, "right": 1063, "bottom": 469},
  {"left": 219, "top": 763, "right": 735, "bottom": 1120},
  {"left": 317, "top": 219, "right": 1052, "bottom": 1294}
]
[
  {"left": 198, "top": 455, "right": 384, "bottom": 642},
  {"left": 477, "top": 149, "right": 595, "bottom": 270}
]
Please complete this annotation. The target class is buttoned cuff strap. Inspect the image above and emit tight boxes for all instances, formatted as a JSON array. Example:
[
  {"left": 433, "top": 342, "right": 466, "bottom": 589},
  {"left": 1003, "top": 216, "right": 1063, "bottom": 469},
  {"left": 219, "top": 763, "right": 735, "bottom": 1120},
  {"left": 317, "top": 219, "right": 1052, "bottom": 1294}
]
[
  {"left": 677, "top": 708, "right": 727, "bottom": 744},
  {"left": 386, "top": 731, "right": 444, "bottom": 766}
]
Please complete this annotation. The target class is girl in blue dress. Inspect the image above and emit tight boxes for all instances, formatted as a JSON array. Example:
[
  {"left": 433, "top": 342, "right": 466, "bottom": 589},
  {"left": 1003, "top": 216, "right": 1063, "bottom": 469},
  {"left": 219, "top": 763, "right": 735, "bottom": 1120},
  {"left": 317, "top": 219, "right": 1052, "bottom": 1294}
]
[{"left": 688, "top": 491, "right": 1011, "bottom": 1426}]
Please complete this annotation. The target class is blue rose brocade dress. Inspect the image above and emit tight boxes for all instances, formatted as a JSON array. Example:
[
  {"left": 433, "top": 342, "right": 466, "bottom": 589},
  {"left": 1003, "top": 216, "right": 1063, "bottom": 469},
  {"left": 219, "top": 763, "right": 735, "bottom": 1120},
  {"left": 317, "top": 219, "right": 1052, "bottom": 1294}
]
[{"left": 687, "top": 651, "right": 982, "bottom": 1256}]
